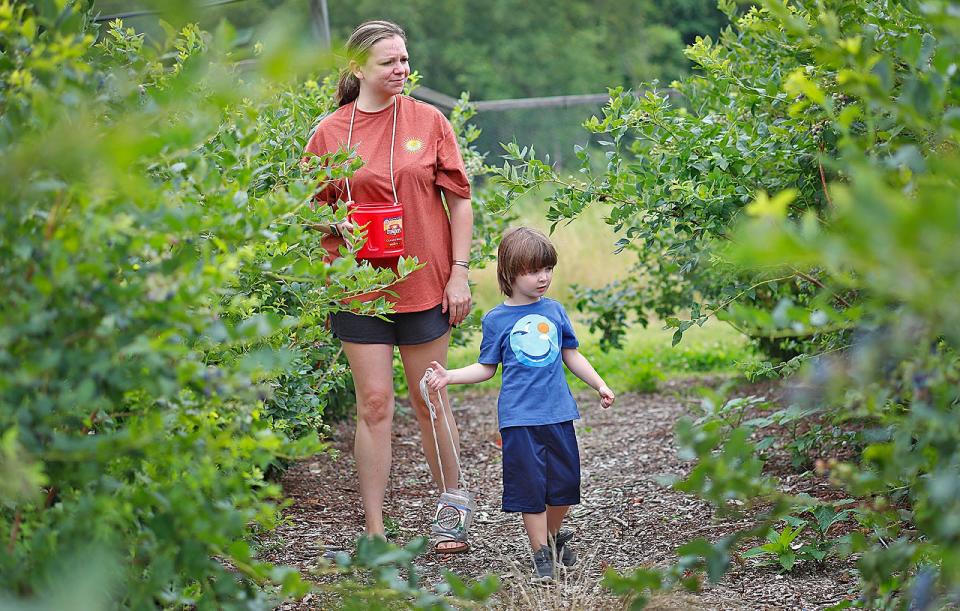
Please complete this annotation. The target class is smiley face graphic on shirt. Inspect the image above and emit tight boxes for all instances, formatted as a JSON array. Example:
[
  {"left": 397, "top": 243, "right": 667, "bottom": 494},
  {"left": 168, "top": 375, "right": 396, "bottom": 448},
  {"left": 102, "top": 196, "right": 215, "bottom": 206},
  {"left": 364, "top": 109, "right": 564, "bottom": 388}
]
[{"left": 509, "top": 314, "right": 560, "bottom": 368}]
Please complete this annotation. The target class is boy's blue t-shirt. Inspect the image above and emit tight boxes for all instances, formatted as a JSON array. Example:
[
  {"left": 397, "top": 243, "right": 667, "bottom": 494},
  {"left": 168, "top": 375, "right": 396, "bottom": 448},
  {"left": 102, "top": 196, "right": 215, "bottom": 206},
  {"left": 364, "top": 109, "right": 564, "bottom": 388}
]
[{"left": 479, "top": 297, "right": 580, "bottom": 429}]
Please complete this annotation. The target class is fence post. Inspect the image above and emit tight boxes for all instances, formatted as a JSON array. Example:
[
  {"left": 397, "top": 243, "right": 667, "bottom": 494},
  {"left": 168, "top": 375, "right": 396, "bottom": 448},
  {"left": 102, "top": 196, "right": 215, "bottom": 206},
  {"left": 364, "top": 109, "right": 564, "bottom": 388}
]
[{"left": 310, "top": 0, "right": 331, "bottom": 49}]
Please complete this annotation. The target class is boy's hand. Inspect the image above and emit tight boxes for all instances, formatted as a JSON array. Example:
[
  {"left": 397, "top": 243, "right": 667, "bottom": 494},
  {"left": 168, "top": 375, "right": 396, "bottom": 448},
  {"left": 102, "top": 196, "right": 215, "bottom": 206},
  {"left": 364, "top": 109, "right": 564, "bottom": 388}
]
[
  {"left": 426, "top": 360, "right": 450, "bottom": 392},
  {"left": 598, "top": 384, "right": 615, "bottom": 409}
]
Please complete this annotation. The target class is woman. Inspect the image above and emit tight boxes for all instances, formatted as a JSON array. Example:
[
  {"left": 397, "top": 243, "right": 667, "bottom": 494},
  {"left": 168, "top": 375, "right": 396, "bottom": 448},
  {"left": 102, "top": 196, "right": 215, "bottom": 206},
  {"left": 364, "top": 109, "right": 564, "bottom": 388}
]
[{"left": 304, "top": 20, "right": 473, "bottom": 554}]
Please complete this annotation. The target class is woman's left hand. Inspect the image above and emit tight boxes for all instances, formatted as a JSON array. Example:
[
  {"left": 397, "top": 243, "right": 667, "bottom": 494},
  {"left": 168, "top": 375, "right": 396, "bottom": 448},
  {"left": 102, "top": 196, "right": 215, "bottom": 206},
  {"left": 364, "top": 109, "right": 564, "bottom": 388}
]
[{"left": 443, "top": 267, "right": 472, "bottom": 326}]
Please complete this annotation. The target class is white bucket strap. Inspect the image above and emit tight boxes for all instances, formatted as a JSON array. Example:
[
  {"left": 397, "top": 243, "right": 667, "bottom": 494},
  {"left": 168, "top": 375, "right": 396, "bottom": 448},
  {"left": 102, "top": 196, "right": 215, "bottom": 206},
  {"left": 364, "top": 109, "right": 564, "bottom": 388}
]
[
  {"left": 419, "top": 368, "right": 466, "bottom": 491},
  {"left": 345, "top": 96, "right": 400, "bottom": 204}
]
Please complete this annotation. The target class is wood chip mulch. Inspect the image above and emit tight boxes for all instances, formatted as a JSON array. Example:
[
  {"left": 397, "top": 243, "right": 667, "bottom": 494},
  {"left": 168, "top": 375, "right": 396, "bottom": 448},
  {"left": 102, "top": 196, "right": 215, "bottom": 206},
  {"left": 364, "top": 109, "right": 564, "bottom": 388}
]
[{"left": 260, "top": 379, "right": 860, "bottom": 610}]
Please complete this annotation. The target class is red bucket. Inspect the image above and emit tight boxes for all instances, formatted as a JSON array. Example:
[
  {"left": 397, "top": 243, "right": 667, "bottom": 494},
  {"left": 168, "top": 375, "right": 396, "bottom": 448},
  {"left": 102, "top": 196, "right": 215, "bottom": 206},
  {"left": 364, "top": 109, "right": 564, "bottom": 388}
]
[{"left": 347, "top": 202, "right": 405, "bottom": 260}]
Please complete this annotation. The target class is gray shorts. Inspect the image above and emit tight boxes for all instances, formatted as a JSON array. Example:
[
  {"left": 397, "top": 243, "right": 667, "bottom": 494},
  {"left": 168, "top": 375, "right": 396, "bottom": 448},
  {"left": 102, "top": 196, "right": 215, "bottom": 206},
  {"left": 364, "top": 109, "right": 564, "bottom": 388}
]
[{"left": 330, "top": 304, "right": 450, "bottom": 345}]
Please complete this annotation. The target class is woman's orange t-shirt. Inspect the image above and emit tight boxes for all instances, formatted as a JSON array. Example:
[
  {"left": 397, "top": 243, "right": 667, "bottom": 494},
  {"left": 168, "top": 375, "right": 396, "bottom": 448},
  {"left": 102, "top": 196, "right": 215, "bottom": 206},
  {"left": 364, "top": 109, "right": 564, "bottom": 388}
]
[{"left": 304, "top": 95, "right": 472, "bottom": 313}]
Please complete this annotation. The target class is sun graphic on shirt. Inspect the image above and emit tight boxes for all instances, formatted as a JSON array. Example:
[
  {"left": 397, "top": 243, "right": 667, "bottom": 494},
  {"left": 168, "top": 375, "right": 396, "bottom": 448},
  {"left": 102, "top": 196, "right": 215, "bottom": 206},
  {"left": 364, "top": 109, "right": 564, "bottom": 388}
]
[{"left": 404, "top": 138, "right": 424, "bottom": 152}]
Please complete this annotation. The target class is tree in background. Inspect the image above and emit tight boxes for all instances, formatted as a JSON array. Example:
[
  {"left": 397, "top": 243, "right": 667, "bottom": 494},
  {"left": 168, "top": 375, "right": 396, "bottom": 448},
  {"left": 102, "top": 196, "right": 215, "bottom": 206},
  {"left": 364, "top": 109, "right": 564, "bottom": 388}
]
[
  {"left": 88, "top": 0, "right": 732, "bottom": 165},
  {"left": 325, "top": 0, "right": 729, "bottom": 163}
]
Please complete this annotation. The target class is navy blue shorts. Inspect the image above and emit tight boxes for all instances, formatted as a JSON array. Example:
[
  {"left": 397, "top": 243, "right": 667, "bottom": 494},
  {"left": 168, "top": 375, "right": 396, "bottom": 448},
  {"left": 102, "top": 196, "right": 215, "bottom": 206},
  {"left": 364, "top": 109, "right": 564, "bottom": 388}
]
[
  {"left": 501, "top": 421, "right": 580, "bottom": 513},
  {"left": 330, "top": 304, "right": 450, "bottom": 345}
]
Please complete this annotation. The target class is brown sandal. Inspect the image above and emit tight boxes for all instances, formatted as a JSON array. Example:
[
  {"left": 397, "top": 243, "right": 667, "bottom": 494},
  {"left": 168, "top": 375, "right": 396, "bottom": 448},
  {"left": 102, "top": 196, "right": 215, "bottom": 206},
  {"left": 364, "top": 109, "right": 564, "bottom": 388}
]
[{"left": 434, "top": 539, "right": 471, "bottom": 554}]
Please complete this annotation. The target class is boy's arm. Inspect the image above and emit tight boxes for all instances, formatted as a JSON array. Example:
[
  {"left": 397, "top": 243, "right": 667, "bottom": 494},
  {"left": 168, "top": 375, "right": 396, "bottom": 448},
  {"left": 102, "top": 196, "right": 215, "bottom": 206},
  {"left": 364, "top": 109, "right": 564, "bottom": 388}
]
[
  {"left": 562, "top": 348, "right": 615, "bottom": 408},
  {"left": 427, "top": 360, "right": 497, "bottom": 391}
]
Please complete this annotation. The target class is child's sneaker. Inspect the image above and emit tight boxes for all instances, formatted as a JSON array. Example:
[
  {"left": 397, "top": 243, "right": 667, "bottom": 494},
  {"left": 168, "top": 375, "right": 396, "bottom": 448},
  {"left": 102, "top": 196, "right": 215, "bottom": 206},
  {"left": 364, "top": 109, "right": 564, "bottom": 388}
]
[
  {"left": 549, "top": 529, "right": 578, "bottom": 567},
  {"left": 531, "top": 545, "right": 554, "bottom": 582}
]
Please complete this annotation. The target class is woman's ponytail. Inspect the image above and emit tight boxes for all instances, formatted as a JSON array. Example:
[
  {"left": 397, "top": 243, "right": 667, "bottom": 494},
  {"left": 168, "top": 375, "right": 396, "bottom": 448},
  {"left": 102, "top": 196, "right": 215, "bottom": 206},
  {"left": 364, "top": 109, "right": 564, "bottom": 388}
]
[{"left": 335, "top": 71, "right": 360, "bottom": 107}]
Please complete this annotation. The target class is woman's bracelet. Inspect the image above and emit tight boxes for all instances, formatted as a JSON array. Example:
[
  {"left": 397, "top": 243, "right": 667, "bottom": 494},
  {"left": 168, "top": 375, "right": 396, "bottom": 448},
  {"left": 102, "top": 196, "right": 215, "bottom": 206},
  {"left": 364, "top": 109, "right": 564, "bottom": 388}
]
[
  {"left": 329, "top": 223, "right": 341, "bottom": 238},
  {"left": 452, "top": 259, "right": 470, "bottom": 270}
]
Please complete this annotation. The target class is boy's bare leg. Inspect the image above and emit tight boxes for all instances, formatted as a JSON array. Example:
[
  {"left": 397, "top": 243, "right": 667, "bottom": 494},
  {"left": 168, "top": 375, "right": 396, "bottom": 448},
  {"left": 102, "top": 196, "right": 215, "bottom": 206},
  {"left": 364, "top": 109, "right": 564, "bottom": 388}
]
[
  {"left": 546, "top": 504, "right": 570, "bottom": 536},
  {"left": 522, "top": 511, "right": 549, "bottom": 550}
]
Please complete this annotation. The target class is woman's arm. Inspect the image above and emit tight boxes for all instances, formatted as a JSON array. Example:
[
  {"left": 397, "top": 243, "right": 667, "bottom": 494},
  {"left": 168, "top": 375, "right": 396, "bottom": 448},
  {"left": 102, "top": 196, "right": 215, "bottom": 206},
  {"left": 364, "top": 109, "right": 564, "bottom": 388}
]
[
  {"left": 426, "top": 359, "right": 496, "bottom": 391},
  {"left": 443, "top": 192, "right": 473, "bottom": 326},
  {"left": 310, "top": 220, "right": 354, "bottom": 237},
  {"left": 562, "top": 348, "right": 615, "bottom": 408}
]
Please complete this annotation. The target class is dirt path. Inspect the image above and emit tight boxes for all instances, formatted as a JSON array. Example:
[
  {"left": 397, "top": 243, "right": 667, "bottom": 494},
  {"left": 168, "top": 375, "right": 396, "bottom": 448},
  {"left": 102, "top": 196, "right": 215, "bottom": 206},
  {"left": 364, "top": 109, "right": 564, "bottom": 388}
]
[{"left": 263, "top": 381, "right": 858, "bottom": 609}]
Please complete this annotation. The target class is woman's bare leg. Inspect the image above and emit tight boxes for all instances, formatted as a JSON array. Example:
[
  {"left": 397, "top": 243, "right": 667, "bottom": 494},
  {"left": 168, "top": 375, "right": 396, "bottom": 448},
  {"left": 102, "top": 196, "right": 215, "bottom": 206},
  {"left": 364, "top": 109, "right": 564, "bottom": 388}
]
[
  {"left": 342, "top": 341, "right": 397, "bottom": 537},
  {"left": 398, "top": 331, "right": 460, "bottom": 492},
  {"left": 399, "top": 332, "right": 467, "bottom": 552}
]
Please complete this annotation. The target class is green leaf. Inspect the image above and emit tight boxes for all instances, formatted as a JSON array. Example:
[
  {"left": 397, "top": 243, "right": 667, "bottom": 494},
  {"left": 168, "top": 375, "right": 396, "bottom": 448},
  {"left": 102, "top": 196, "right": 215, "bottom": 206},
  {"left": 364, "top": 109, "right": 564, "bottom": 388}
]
[
  {"left": 784, "top": 70, "right": 826, "bottom": 106},
  {"left": 741, "top": 546, "right": 769, "bottom": 558},
  {"left": 778, "top": 551, "right": 796, "bottom": 572}
]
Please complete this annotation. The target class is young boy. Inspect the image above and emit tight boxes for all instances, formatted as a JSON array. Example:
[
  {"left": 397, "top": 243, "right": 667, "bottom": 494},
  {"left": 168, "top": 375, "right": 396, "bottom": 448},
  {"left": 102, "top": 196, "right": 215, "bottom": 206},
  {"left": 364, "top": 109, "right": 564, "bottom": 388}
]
[{"left": 426, "top": 227, "right": 615, "bottom": 582}]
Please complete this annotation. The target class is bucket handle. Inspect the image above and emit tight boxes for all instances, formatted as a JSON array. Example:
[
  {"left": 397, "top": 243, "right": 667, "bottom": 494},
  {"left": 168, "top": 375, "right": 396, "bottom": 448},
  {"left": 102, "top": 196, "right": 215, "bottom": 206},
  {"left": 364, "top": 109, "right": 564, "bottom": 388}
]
[{"left": 344, "top": 97, "right": 400, "bottom": 205}]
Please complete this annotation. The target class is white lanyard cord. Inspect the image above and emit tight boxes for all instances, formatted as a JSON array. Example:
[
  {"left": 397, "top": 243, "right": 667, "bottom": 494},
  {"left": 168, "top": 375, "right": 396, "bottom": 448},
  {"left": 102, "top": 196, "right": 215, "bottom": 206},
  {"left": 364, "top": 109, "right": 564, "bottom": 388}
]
[
  {"left": 345, "top": 96, "right": 399, "bottom": 204},
  {"left": 419, "top": 369, "right": 465, "bottom": 492}
]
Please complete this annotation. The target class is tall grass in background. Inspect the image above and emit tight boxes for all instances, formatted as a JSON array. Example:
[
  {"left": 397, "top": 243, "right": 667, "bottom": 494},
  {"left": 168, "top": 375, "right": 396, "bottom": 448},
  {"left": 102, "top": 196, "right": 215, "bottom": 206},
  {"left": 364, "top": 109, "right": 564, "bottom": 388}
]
[
  {"left": 449, "top": 190, "right": 755, "bottom": 393},
  {"left": 471, "top": 186, "right": 626, "bottom": 310}
]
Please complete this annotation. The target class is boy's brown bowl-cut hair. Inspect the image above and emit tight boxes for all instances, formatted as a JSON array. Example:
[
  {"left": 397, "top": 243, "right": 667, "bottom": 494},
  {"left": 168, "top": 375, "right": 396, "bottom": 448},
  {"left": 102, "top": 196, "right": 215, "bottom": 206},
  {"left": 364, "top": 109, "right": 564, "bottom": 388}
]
[{"left": 497, "top": 227, "right": 558, "bottom": 296}]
